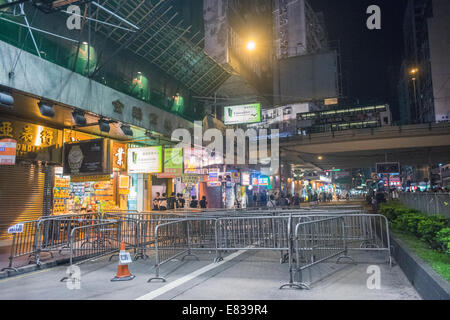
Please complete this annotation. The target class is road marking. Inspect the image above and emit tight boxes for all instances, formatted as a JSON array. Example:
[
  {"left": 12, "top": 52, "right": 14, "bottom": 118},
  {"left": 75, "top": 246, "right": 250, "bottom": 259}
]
[
  {"left": 136, "top": 250, "right": 248, "bottom": 300},
  {"left": 0, "top": 268, "right": 54, "bottom": 283}
]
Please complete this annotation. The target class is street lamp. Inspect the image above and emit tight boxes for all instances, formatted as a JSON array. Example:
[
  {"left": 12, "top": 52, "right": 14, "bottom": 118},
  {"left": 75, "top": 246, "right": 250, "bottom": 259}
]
[
  {"left": 246, "top": 41, "right": 256, "bottom": 51},
  {"left": 409, "top": 67, "right": 419, "bottom": 120},
  {"left": 409, "top": 68, "right": 419, "bottom": 75}
]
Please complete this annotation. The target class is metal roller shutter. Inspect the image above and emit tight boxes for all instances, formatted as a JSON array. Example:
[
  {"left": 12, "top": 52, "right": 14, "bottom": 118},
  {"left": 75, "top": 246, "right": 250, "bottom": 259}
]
[{"left": 0, "top": 163, "right": 45, "bottom": 240}]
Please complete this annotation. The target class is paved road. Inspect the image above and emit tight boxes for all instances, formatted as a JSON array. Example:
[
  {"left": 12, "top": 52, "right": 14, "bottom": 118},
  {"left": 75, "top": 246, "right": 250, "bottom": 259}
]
[{"left": 0, "top": 249, "right": 420, "bottom": 300}]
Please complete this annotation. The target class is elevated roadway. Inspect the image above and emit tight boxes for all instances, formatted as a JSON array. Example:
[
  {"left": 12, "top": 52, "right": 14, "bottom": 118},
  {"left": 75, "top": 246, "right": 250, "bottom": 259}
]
[{"left": 280, "top": 123, "right": 450, "bottom": 170}]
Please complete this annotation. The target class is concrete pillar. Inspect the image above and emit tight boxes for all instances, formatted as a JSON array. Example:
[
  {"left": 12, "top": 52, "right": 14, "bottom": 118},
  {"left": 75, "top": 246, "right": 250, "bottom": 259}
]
[{"left": 146, "top": 174, "right": 152, "bottom": 212}]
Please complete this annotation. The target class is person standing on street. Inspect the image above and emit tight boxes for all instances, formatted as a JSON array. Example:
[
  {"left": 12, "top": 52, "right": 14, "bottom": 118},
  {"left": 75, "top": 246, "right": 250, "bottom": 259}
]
[
  {"left": 267, "top": 195, "right": 276, "bottom": 208},
  {"left": 153, "top": 192, "right": 161, "bottom": 211},
  {"left": 190, "top": 195, "right": 199, "bottom": 208},
  {"left": 200, "top": 196, "right": 208, "bottom": 209}
]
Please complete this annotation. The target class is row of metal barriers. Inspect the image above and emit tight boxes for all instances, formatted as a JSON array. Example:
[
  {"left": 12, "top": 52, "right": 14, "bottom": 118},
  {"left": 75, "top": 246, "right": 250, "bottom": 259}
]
[{"left": 2, "top": 206, "right": 391, "bottom": 290}]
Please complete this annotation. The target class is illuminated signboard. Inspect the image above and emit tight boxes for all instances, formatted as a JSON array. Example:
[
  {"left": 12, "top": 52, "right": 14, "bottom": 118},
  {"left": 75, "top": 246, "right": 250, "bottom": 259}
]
[
  {"left": 128, "top": 146, "right": 162, "bottom": 174},
  {"left": 164, "top": 148, "right": 183, "bottom": 175},
  {"left": 64, "top": 139, "right": 110, "bottom": 176},
  {"left": 258, "top": 176, "right": 270, "bottom": 186},
  {"left": 224, "top": 103, "right": 261, "bottom": 125},
  {"left": 184, "top": 147, "right": 202, "bottom": 174},
  {"left": 241, "top": 173, "right": 250, "bottom": 186},
  {"left": 376, "top": 162, "right": 400, "bottom": 174},
  {"left": 0, "top": 138, "right": 16, "bottom": 165}
]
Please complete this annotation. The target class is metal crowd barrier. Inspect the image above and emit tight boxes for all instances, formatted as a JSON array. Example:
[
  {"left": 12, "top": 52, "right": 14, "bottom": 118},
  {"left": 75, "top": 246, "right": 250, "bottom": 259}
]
[
  {"left": 298, "top": 214, "right": 392, "bottom": 265},
  {"left": 214, "top": 216, "right": 290, "bottom": 262},
  {"left": 146, "top": 211, "right": 392, "bottom": 289},
  {"left": 148, "top": 218, "right": 217, "bottom": 282},
  {"left": 60, "top": 220, "right": 120, "bottom": 282},
  {"left": 283, "top": 216, "right": 353, "bottom": 290},
  {"left": 399, "top": 192, "right": 450, "bottom": 217},
  {"left": 1, "top": 220, "right": 39, "bottom": 272},
  {"left": 2, "top": 214, "right": 108, "bottom": 271},
  {"left": 34, "top": 213, "right": 99, "bottom": 264}
]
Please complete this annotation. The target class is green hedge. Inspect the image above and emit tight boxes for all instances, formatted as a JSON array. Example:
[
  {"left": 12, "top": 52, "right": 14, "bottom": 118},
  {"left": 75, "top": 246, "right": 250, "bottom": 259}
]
[{"left": 380, "top": 202, "right": 450, "bottom": 253}]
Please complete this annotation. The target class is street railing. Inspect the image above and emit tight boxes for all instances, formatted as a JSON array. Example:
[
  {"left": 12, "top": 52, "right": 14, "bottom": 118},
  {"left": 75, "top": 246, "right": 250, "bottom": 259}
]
[
  {"left": 1, "top": 220, "right": 39, "bottom": 272},
  {"left": 399, "top": 192, "right": 450, "bottom": 218},
  {"left": 289, "top": 217, "right": 351, "bottom": 290},
  {"left": 60, "top": 220, "right": 120, "bottom": 282}
]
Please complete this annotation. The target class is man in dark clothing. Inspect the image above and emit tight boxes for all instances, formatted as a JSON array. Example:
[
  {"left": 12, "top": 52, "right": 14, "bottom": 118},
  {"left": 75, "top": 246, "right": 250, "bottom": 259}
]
[
  {"left": 199, "top": 196, "right": 208, "bottom": 209},
  {"left": 159, "top": 193, "right": 168, "bottom": 211},
  {"left": 176, "top": 193, "right": 185, "bottom": 209},
  {"left": 190, "top": 196, "right": 199, "bottom": 208},
  {"left": 168, "top": 192, "right": 176, "bottom": 210},
  {"left": 153, "top": 192, "right": 161, "bottom": 211}
]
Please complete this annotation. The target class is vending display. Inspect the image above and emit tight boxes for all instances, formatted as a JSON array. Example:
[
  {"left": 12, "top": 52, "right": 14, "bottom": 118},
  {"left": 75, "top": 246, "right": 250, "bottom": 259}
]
[
  {"left": 52, "top": 175, "right": 118, "bottom": 215},
  {"left": 53, "top": 178, "right": 71, "bottom": 215}
]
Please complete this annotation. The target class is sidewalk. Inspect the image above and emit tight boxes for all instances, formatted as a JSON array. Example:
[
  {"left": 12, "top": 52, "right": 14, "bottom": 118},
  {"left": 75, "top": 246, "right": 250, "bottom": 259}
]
[{"left": 0, "top": 241, "right": 12, "bottom": 271}]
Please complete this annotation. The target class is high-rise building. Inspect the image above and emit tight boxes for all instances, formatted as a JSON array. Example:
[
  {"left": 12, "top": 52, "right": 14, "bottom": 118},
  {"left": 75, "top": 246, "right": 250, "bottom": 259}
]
[
  {"left": 203, "top": 0, "right": 273, "bottom": 112},
  {"left": 203, "top": 0, "right": 338, "bottom": 117},
  {"left": 399, "top": 0, "right": 450, "bottom": 124}
]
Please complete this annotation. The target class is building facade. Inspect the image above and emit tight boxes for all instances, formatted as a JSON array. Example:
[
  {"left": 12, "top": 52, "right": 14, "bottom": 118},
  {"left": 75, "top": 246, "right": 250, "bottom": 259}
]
[{"left": 399, "top": 0, "right": 450, "bottom": 124}]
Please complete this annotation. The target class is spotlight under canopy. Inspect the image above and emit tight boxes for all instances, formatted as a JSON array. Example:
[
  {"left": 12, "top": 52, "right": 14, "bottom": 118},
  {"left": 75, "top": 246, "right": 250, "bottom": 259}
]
[
  {"left": 0, "top": 91, "right": 14, "bottom": 110},
  {"left": 120, "top": 125, "right": 133, "bottom": 137},
  {"left": 38, "top": 101, "right": 55, "bottom": 118},
  {"left": 99, "top": 119, "right": 111, "bottom": 133},
  {"left": 72, "top": 110, "right": 87, "bottom": 126}
]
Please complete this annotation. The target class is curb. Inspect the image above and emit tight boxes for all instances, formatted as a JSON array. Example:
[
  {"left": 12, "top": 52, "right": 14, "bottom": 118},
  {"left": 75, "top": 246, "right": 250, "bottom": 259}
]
[
  {"left": 0, "top": 258, "right": 70, "bottom": 280},
  {"left": 390, "top": 233, "right": 450, "bottom": 300}
]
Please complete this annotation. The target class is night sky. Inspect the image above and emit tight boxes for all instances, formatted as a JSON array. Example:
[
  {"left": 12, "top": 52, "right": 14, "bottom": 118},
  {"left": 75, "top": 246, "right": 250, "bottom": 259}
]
[{"left": 311, "top": 0, "right": 408, "bottom": 121}]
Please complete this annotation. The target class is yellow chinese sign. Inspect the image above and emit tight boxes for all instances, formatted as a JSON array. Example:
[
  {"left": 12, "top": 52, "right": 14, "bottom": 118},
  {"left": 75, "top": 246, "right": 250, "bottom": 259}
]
[
  {"left": 70, "top": 175, "right": 111, "bottom": 183},
  {"left": 0, "top": 119, "right": 62, "bottom": 160}
]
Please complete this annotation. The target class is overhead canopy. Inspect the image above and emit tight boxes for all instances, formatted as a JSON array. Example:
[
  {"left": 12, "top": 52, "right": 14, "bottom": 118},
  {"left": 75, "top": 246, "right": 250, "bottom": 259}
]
[{"left": 92, "top": 0, "right": 231, "bottom": 97}]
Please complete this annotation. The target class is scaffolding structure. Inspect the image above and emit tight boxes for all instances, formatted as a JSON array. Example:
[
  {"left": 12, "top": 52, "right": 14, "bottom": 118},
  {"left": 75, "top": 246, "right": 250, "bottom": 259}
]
[{"left": 91, "top": 0, "right": 231, "bottom": 97}]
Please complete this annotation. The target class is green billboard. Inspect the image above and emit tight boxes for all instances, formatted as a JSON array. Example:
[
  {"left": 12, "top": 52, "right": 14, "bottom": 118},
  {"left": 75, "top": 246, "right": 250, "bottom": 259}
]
[{"left": 224, "top": 103, "right": 262, "bottom": 125}]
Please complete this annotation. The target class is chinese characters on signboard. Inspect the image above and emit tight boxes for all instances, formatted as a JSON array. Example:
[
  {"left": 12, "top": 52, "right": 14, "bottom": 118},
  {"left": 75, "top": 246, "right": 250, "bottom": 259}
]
[
  {"left": 0, "top": 120, "right": 62, "bottom": 162},
  {"left": 128, "top": 146, "right": 162, "bottom": 174}
]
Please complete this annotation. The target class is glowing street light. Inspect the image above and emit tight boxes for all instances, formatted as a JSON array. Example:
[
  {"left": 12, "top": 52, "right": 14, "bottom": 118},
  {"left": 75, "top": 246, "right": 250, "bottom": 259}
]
[
  {"left": 246, "top": 41, "right": 256, "bottom": 51},
  {"left": 409, "top": 68, "right": 419, "bottom": 75}
]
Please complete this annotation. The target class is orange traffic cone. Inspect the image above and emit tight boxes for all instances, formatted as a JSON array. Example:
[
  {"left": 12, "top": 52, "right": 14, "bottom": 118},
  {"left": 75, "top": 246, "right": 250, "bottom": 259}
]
[{"left": 111, "top": 242, "right": 135, "bottom": 282}]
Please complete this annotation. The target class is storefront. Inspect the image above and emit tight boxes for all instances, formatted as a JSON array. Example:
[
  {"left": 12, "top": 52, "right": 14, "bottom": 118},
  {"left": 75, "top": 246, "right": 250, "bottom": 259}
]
[
  {"left": 0, "top": 119, "right": 63, "bottom": 239},
  {"left": 51, "top": 131, "right": 130, "bottom": 215}
]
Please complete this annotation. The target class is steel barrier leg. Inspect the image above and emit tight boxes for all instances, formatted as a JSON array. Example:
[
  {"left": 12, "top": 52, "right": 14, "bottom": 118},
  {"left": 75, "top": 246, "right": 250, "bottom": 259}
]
[
  {"left": 147, "top": 240, "right": 166, "bottom": 283},
  {"left": 336, "top": 218, "right": 355, "bottom": 264},
  {"left": 280, "top": 215, "right": 309, "bottom": 290},
  {"left": 214, "top": 221, "right": 223, "bottom": 263},
  {"left": 181, "top": 221, "right": 199, "bottom": 261},
  {"left": 1, "top": 234, "right": 19, "bottom": 273}
]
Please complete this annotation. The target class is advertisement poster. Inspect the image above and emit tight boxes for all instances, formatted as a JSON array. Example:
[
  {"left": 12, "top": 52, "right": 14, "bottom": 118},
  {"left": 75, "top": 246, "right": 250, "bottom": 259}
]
[
  {"left": 248, "top": 103, "right": 309, "bottom": 137},
  {"left": 184, "top": 147, "right": 202, "bottom": 174},
  {"left": 0, "top": 138, "right": 17, "bottom": 165},
  {"left": 64, "top": 139, "right": 107, "bottom": 176},
  {"left": 241, "top": 173, "right": 250, "bottom": 186},
  {"left": 128, "top": 146, "right": 162, "bottom": 174},
  {"left": 224, "top": 103, "right": 261, "bottom": 125},
  {"left": 164, "top": 148, "right": 183, "bottom": 175}
]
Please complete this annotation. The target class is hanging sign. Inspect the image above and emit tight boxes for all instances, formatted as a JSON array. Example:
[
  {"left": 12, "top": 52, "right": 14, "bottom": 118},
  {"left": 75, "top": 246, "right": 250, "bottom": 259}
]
[
  {"left": 128, "top": 146, "right": 162, "bottom": 174},
  {"left": 164, "top": 148, "right": 183, "bottom": 175},
  {"left": 112, "top": 142, "right": 127, "bottom": 171},
  {"left": 8, "top": 223, "right": 24, "bottom": 234},
  {"left": 64, "top": 139, "right": 109, "bottom": 176},
  {"left": 0, "top": 138, "right": 17, "bottom": 165}
]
